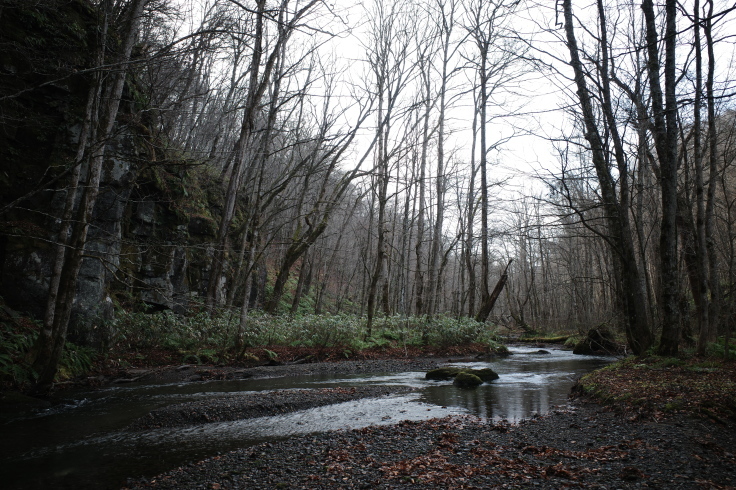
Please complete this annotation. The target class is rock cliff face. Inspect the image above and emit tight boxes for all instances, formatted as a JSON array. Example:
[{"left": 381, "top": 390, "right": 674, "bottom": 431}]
[
  {"left": 0, "top": 1, "right": 223, "bottom": 347},
  {"left": 1, "top": 129, "right": 225, "bottom": 346},
  {"left": 1, "top": 128, "right": 223, "bottom": 347}
]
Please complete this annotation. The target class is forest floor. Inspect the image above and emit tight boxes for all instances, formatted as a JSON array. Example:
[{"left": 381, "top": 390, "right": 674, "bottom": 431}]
[{"left": 119, "top": 351, "right": 736, "bottom": 489}]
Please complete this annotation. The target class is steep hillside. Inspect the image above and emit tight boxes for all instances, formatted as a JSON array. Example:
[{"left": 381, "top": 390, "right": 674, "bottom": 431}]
[{"left": 0, "top": 0, "right": 233, "bottom": 347}]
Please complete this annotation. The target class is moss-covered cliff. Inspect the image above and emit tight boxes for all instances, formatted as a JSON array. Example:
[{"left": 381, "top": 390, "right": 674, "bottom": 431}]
[{"left": 0, "top": 0, "right": 230, "bottom": 347}]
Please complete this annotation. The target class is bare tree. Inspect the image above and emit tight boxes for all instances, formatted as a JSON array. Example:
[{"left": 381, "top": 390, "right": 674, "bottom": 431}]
[
  {"left": 32, "top": 0, "right": 151, "bottom": 393},
  {"left": 464, "top": 0, "right": 523, "bottom": 322},
  {"left": 206, "top": 0, "right": 322, "bottom": 312},
  {"left": 559, "top": 0, "right": 653, "bottom": 354},
  {"left": 363, "top": 0, "right": 416, "bottom": 337}
]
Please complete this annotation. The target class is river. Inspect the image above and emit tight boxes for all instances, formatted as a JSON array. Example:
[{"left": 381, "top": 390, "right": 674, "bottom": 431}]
[{"left": 0, "top": 346, "right": 613, "bottom": 489}]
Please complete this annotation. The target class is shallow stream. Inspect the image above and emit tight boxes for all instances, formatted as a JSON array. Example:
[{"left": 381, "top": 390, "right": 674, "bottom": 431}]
[{"left": 0, "top": 347, "right": 613, "bottom": 489}]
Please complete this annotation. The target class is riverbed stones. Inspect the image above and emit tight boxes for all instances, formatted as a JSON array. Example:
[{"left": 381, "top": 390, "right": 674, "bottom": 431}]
[
  {"left": 126, "top": 402, "right": 736, "bottom": 490},
  {"left": 127, "top": 386, "right": 416, "bottom": 430},
  {"left": 472, "top": 368, "right": 500, "bottom": 381}
]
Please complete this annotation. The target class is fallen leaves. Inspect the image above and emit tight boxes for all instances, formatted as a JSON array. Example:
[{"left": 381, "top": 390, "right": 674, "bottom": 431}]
[
  {"left": 328, "top": 417, "right": 630, "bottom": 487},
  {"left": 519, "top": 441, "right": 638, "bottom": 462},
  {"left": 575, "top": 356, "right": 736, "bottom": 422}
]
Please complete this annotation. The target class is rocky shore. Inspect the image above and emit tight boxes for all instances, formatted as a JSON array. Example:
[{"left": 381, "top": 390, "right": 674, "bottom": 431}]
[
  {"left": 119, "top": 353, "right": 736, "bottom": 490},
  {"left": 109, "top": 358, "right": 450, "bottom": 386},
  {"left": 128, "top": 386, "right": 416, "bottom": 431},
  {"left": 124, "top": 398, "right": 736, "bottom": 489}
]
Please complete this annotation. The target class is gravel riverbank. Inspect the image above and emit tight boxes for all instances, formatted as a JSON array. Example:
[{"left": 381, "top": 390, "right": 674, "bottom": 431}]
[
  {"left": 119, "top": 358, "right": 449, "bottom": 385},
  {"left": 124, "top": 397, "right": 736, "bottom": 489},
  {"left": 128, "top": 386, "right": 416, "bottom": 430}
]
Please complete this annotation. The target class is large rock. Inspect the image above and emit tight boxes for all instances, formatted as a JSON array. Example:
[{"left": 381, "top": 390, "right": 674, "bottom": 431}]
[
  {"left": 453, "top": 372, "right": 483, "bottom": 388},
  {"left": 425, "top": 367, "right": 465, "bottom": 381},
  {"left": 426, "top": 367, "right": 499, "bottom": 384},
  {"left": 0, "top": 1, "right": 249, "bottom": 348},
  {"left": 472, "top": 368, "right": 499, "bottom": 382}
]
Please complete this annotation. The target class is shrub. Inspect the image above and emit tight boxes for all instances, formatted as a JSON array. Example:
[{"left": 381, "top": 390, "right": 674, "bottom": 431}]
[
  {"left": 58, "top": 342, "right": 96, "bottom": 379},
  {"left": 423, "top": 316, "right": 488, "bottom": 347},
  {"left": 114, "top": 310, "right": 238, "bottom": 352},
  {"left": 114, "top": 309, "right": 502, "bottom": 355},
  {"left": 0, "top": 315, "right": 38, "bottom": 387},
  {"left": 1, "top": 316, "right": 96, "bottom": 386}
]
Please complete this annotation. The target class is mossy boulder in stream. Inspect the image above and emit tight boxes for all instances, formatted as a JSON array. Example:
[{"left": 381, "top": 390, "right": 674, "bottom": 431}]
[
  {"left": 471, "top": 368, "right": 500, "bottom": 382},
  {"left": 453, "top": 372, "right": 483, "bottom": 388},
  {"left": 426, "top": 367, "right": 499, "bottom": 384},
  {"left": 425, "top": 367, "right": 465, "bottom": 380}
]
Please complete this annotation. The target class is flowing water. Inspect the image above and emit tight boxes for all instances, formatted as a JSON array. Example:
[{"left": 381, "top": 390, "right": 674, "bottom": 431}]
[{"left": 0, "top": 347, "right": 613, "bottom": 489}]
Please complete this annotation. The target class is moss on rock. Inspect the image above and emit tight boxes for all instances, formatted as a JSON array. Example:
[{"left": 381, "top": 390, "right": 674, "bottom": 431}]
[
  {"left": 453, "top": 372, "right": 483, "bottom": 388},
  {"left": 471, "top": 368, "right": 499, "bottom": 381},
  {"left": 425, "top": 367, "right": 465, "bottom": 380},
  {"left": 426, "top": 366, "right": 499, "bottom": 383}
]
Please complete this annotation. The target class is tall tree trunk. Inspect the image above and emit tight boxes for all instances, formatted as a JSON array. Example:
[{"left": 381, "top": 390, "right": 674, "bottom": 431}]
[
  {"left": 207, "top": 0, "right": 269, "bottom": 313},
  {"left": 595, "top": 0, "right": 653, "bottom": 353},
  {"left": 478, "top": 41, "right": 491, "bottom": 320},
  {"left": 475, "top": 259, "right": 512, "bottom": 322},
  {"left": 236, "top": 220, "right": 260, "bottom": 353},
  {"left": 290, "top": 255, "right": 310, "bottom": 314},
  {"left": 397, "top": 156, "right": 412, "bottom": 314},
  {"left": 562, "top": 0, "right": 653, "bottom": 354},
  {"left": 207, "top": 0, "right": 320, "bottom": 312},
  {"left": 414, "top": 69, "right": 430, "bottom": 316},
  {"left": 642, "top": 0, "right": 680, "bottom": 355},
  {"left": 691, "top": 0, "right": 712, "bottom": 356},
  {"left": 33, "top": 0, "right": 148, "bottom": 393},
  {"left": 704, "top": 0, "right": 722, "bottom": 347},
  {"left": 33, "top": 12, "right": 108, "bottom": 379},
  {"left": 367, "top": 86, "right": 388, "bottom": 337},
  {"left": 465, "top": 86, "right": 479, "bottom": 317},
  {"left": 427, "top": 5, "right": 453, "bottom": 315}
]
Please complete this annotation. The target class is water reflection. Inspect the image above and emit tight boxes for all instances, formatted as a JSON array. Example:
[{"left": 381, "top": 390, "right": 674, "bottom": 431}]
[{"left": 417, "top": 348, "right": 611, "bottom": 421}]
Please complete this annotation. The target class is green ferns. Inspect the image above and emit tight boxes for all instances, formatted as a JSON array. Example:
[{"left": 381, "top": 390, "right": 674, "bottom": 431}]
[{"left": 1, "top": 314, "right": 96, "bottom": 388}]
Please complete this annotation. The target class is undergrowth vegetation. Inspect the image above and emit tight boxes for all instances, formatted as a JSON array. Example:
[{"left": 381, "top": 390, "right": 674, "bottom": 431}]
[
  {"left": 1, "top": 309, "right": 97, "bottom": 390},
  {"left": 112, "top": 310, "right": 504, "bottom": 365},
  {"left": 4, "top": 296, "right": 735, "bottom": 393},
  {"left": 576, "top": 355, "right": 736, "bottom": 422}
]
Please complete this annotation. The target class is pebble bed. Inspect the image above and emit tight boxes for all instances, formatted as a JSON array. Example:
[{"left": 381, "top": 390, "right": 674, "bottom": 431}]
[
  {"left": 135, "top": 359, "right": 448, "bottom": 385},
  {"left": 238, "top": 359, "right": 449, "bottom": 378},
  {"left": 125, "top": 398, "right": 736, "bottom": 489},
  {"left": 128, "top": 386, "right": 415, "bottom": 430}
]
